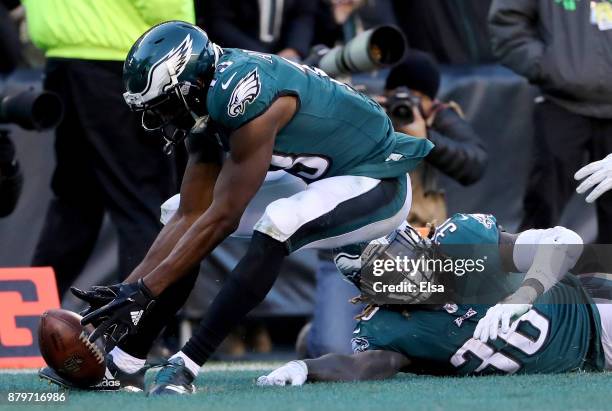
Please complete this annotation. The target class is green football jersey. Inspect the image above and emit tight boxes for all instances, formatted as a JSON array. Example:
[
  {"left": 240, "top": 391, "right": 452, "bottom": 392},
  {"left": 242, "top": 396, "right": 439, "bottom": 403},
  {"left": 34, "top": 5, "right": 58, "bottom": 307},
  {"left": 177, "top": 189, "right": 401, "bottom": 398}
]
[
  {"left": 205, "top": 49, "right": 433, "bottom": 181},
  {"left": 353, "top": 275, "right": 605, "bottom": 375},
  {"left": 432, "top": 213, "right": 524, "bottom": 304}
]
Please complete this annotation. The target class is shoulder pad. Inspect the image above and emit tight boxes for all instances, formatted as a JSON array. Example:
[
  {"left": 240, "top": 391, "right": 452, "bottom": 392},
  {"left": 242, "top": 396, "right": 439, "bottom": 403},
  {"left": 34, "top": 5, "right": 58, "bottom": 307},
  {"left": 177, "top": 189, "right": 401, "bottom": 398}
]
[
  {"left": 432, "top": 214, "right": 499, "bottom": 259},
  {"left": 207, "top": 55, "right": 276, "bottom": 130}
]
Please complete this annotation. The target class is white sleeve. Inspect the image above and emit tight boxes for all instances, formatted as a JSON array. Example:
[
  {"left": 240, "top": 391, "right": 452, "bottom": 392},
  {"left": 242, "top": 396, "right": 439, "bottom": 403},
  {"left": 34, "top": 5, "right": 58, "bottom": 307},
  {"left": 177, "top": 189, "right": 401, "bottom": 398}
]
[
  {"left": 513, "top": 227, "right": 584, "bottom": 293},
  {"left": 512, "top": 228, "right": 546, "bottom": 272}
]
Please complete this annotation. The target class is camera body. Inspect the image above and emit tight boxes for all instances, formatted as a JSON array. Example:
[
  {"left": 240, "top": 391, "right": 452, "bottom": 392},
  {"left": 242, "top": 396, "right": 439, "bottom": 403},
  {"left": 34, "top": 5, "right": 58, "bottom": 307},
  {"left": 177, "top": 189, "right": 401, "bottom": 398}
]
[{"left": 384, "top": 87, "right": 422, "bottom": 125}]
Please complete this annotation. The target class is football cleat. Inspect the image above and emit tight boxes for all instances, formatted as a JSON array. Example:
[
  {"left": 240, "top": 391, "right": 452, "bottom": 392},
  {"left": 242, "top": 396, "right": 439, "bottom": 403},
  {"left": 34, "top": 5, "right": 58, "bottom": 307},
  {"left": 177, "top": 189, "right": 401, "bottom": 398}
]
[
  {"left": 147, "top": 357, "right": 196, "bottom": 396},
  {"left": 38, "top": 354, "right": 146, "bottom": 392}
]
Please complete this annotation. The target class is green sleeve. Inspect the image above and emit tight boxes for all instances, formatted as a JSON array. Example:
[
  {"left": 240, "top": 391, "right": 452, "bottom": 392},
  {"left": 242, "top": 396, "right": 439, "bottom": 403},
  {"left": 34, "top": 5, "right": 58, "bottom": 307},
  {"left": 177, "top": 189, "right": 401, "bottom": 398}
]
[{"left": 207, "top": 61, "right": 278, "bottom": 131}]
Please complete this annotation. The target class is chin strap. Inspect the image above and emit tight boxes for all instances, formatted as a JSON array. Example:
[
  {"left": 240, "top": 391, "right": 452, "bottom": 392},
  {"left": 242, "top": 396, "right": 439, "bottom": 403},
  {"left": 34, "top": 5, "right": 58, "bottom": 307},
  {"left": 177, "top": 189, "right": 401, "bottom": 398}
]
[{"left": 161, "top": 116, "right": 209, "bottom": 155}]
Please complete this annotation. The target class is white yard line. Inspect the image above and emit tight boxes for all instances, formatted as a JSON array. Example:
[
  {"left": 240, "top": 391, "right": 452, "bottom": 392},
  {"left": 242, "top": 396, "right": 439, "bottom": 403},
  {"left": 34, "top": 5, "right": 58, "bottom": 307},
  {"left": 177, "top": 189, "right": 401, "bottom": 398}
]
[
  {"left": 203, "top": 362, "right": 283, "bottom": 372},
  {"left": 0, "top": 362, "right": 283, "bottom": 375}
]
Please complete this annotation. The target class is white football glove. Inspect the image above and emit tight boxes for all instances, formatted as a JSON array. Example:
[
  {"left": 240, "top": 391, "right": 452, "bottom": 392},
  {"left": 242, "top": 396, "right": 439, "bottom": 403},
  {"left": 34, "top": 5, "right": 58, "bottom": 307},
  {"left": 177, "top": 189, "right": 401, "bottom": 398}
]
[
  {"left": 575, "top": 154, "right": 612, "bottom": 203},
  {"left": 256, "top": 360, "right": 308, "bottom": 387},
  {"left": 473, "top": 304, "right": 532, "bottom": 342}
]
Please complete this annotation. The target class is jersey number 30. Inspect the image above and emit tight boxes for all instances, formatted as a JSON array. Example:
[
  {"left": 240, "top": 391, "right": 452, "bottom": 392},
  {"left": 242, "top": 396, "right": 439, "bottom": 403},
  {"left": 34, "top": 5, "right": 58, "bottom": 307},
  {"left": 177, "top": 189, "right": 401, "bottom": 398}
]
[
  {"left": 271, "top": 153, "right": 331, "bottom": 181},
  {"left": 450, "top": 309, "right": 550, "bottom": 374}
]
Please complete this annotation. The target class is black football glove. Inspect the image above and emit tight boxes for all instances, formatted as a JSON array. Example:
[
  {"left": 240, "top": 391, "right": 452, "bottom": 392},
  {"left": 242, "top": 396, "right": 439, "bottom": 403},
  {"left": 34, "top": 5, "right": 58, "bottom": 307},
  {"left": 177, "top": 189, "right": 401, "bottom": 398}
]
[
  {"left": 80, "top": 279, "right": 156, "bottom": 346},
  {"left": 71, "top": 284, "right": 122, "bottom": 326}
]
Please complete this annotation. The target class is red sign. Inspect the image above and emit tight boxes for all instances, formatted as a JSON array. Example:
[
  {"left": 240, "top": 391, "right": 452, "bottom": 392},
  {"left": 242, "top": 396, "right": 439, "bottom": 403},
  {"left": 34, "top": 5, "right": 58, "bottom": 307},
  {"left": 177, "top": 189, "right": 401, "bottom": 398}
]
[{"left": 0, "top": 268, "right": 60, "bottom": 368}]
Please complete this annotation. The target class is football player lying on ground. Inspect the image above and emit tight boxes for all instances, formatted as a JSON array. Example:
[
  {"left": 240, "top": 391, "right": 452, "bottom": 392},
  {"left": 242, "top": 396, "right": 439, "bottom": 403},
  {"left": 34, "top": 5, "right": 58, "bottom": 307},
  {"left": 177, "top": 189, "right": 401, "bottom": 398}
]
[
  {"left": 258, "top": 275, "right": 611, "bottom": 385},
  {"left": 39, "top": 21, "right": 433, "bottom": 394},
  {"left": 258, "top": 214, "right": 612, "bottom": 385}
]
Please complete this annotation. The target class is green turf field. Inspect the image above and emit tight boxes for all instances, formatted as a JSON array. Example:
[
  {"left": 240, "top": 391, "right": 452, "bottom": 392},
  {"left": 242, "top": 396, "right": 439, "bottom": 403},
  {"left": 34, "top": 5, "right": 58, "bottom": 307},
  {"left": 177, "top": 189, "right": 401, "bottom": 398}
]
[{"left": 1, "top": 364, "right": 611, "bottom": 411}]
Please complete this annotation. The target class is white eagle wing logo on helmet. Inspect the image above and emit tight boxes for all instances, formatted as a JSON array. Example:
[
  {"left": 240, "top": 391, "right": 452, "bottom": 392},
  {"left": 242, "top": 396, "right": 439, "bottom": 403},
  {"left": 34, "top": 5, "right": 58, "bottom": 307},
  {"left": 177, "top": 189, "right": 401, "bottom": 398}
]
[
  {"left": 227, "top": 69, "right": 261, "bottom": 117},
  {"left": 134, "top": 34, "right": 193, "bottom": 106},
  {"left": 163, "top": 34, "right": 192, "bottom": 79}
]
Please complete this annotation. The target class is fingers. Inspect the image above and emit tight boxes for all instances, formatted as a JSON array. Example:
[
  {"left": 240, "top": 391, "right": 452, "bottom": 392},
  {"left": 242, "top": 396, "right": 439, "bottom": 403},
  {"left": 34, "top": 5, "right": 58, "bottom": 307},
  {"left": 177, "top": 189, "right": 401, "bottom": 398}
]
[
  {"left": 473, "top": 320, "right": 484, "bottom": 341},
  {"left": 474, "top": 305, "right": 533, "bottom": 343},
  {"left": 574, "top": 160, "right": 602, "bottom": 181},
  {"left": 88, "top": 318, "right": 112, "bottom": 343},
  {"left": 501, "top": 311, "right": 512, "bottom": 334},
  {"left": 488, "top": 313, "right": 499, "bottom": 341},
  {"left": 475, "top": 307, "right": 502, "bottom": 342},
  {"left": 256, "top": 376, "right": 272, "bottom": 386},
  {"left": 256, "top": 375, "right": 287, "bottom": 387},
  {"left": 585, "top": 179, "right": 612, "bottom": 203},
  {"left": 576, "top": 169, "right": 607, "bottom": 194},
  {"left": 82, "top": 297, "right": 130, "bottom": 326},
  {"left": 78, "top": 307, "right": 93, "bottom": 318},
  {"left": 81, "top": 304, "right": 110, "bottom": 326},
  {"left": 71, "top": 286, "right": 116, "bottom": 305},
  {"left": 478, "top": 318, "right": 490, "bottom": 342},
  {"left": 71, "top": 287, "right": 99, "bottom": 304},
  {"left": 257, "top": 368, "right": 298, "bottom": 387},
  {"left": 291, "top": 374, "right": 307, "bottom": 386}
]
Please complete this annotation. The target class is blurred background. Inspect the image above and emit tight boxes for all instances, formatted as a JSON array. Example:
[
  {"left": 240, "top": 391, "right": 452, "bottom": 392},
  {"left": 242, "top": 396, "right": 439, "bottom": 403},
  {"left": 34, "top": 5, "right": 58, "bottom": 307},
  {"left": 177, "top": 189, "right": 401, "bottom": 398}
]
[{"left": 1, "top": 0, "right": 610, "bottom": 361}]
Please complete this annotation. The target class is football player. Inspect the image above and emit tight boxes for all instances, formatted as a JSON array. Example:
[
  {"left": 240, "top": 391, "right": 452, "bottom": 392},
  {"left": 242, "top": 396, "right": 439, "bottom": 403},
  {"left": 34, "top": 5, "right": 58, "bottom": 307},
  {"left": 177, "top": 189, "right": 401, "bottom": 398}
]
[
  {"left": 258, "top": 214, "right": 611, "bottom": 385},
  {"left": 334, "top": 213, "right": 584, "bottom": 328},
  {"left": 40, "top": 21, "right": 433, "bottom": 394},
  {"left": 257, "top": 274, "right": 610, "bottom": 385}
]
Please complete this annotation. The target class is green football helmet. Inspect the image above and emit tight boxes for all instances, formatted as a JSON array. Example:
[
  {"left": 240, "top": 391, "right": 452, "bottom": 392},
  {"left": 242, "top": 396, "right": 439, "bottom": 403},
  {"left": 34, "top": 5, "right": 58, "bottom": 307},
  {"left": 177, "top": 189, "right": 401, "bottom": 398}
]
[{"left": 123, "top": 21, "right": 219, "bottom": 150}]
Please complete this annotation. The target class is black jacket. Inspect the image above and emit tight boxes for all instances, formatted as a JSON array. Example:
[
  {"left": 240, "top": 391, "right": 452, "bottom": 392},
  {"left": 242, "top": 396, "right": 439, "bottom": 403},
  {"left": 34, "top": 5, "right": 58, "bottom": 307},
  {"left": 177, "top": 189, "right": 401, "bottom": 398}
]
[
  {"left": 202, "top": 0, "right": 316, "bottom": 58},
  {"left": 0, "top": 1, "right": 21, "bottom": 74},
  {"left": 393, "top": 0, "right": 495, "bottom": 64},
  {"left": 489, "top": 0, "right": 612, "bottom": 118},
  {"left": 427, "top": 106, "right": 488, "bottom": 186}
]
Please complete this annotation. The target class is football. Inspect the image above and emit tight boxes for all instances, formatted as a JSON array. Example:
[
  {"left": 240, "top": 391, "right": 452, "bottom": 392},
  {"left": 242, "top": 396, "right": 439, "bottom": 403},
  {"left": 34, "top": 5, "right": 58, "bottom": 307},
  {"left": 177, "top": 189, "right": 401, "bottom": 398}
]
[{"left": 38, "top": 309, "right": 105, "bottom": 387}]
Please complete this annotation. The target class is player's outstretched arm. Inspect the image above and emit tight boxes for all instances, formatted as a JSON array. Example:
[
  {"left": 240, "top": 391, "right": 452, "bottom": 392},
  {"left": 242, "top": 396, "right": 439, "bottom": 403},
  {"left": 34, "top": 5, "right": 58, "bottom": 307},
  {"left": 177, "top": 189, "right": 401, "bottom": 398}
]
[
  {"left": 257, "top": 351, "right": 410, "bottom": 386},
  {"left": 124, "top": 150, "right": 223, "bottom": 284},
  {"left": 80, "top": 97, "right": 297, "bottom": 343},
  {"left": 73, "top": 143, "right": 223, "bottom": 321}
]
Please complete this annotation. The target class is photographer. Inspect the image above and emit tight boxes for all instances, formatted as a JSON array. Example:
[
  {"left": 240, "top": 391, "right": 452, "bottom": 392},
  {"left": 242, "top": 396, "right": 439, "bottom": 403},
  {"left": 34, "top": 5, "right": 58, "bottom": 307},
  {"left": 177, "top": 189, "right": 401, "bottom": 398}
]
[{"left": 383, "top": 52, "right": 488, "bottom": 225}]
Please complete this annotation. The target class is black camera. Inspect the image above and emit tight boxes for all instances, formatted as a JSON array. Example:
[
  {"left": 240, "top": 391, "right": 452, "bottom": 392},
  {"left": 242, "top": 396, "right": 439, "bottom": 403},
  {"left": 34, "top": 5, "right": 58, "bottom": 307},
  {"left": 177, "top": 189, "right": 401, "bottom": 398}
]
[
  {"left": 384, "top": 87, "right": 421, "bottom": 125},
  {"left": 304, "top": 26, "right": 407, "bottom": 77},
  {"left": 1, "top": 85, "right": 63, "bottom": 130}
]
